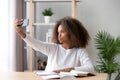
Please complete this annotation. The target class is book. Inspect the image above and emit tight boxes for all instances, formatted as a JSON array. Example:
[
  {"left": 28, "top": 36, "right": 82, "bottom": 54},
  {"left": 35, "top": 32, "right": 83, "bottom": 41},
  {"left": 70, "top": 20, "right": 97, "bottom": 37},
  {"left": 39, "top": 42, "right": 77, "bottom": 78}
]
[
  {"left": 36, "top": 71, "right": 58, "bottom": 76},
  {"left": 60, "top": 70, "right": 95, "bottom": 77},
  {"left": 35, "top": 70, "right": 95, "bottom": 80},
  {"left": 36, "top": 71, "right": 61, "bottom": 79}
]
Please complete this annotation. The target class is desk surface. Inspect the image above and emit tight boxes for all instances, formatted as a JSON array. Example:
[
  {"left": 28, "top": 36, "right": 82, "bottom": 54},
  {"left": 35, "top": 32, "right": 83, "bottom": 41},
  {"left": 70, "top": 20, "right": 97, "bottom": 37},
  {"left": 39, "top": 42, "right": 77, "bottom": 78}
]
[{"left": 0, "top": 72, "right": 108, "bottom": 80}]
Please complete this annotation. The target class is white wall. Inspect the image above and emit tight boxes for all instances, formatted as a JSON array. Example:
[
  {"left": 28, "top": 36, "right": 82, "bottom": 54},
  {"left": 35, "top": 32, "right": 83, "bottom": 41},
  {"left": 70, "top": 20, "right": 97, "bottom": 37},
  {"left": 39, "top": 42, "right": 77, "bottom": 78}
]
[
  {"left": 0, "top": 0, "right": 9, "bottom": 72},
  {"left": 77, "top": 0, "right": 120, "bottom": 65}
]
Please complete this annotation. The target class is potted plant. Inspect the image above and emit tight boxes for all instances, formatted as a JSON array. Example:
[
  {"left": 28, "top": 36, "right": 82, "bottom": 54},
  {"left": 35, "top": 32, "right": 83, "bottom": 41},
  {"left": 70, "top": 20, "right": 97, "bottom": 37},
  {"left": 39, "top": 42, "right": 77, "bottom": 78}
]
[
  {"left": 94, "top": 31, "right": 120, "bottom": 80},
  {"left": 42, "top": 8, "right": 54, "bottom": 23}
]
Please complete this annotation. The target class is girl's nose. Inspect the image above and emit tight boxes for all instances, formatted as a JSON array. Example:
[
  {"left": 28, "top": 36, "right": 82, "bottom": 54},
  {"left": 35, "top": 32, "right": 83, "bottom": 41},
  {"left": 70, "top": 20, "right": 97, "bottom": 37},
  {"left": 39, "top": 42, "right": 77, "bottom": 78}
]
[{"left": 58, "top": 33, "right": 61, "bottom": 38}]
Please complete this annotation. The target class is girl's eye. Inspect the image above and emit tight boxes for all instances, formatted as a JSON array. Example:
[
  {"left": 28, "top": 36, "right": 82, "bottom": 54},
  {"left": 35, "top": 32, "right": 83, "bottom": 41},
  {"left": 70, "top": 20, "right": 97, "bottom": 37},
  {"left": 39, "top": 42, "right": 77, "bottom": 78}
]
[
  {"left": 61, "top": 30, "right": 65, "bottom": 33},
  {"left": 58, "top": 30, "right": 64, "bottom": 34}
]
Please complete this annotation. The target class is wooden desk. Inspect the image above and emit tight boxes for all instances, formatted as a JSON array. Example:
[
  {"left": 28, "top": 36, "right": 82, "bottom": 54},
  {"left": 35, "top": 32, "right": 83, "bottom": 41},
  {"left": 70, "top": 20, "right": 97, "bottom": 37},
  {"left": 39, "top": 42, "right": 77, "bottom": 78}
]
[{"left": 0, "top": 72, "right": 108, "bottom": 80}]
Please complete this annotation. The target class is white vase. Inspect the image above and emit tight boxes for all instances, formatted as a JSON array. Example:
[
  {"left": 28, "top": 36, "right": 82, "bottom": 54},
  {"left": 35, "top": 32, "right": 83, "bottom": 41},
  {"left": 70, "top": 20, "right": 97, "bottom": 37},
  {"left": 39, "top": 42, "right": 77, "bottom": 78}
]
[{"left": 44, "top": 16, "right": 51, "bottom": 23}]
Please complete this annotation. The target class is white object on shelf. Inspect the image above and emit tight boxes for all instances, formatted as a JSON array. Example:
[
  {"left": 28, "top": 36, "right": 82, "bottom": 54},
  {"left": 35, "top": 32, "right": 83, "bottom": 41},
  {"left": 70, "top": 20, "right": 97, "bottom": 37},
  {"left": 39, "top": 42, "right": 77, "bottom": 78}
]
[
  {"left": 46, "top": 29, "right": 52, "bottom": 42},
  {"left": 44, "top": 16, "right": 51, "bottom": 23}
]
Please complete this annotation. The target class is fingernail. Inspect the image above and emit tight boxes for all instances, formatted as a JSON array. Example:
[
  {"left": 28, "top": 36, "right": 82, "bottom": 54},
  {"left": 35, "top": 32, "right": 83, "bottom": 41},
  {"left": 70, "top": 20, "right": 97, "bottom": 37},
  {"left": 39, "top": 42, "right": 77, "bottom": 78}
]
[{"left": 21, "top": 19, "right": 23, "bottom": 21}]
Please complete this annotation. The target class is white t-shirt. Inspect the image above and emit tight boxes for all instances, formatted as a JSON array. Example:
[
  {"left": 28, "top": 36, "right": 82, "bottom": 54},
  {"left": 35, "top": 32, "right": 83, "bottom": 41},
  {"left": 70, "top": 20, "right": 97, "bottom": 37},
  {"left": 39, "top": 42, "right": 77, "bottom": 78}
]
[{"left": 23, "top": 35, "right": 94, "bottom": 72}]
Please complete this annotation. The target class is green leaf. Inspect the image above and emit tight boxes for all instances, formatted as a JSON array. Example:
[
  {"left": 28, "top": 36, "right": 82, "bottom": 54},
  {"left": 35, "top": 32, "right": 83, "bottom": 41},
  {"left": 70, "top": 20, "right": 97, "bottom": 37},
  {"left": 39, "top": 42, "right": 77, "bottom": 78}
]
[
  {"left": 94, "top": 30, "right": 120, "bottom": 80},
  {"left": 42, "top": 8, "right": 54, "bottom": 16}
]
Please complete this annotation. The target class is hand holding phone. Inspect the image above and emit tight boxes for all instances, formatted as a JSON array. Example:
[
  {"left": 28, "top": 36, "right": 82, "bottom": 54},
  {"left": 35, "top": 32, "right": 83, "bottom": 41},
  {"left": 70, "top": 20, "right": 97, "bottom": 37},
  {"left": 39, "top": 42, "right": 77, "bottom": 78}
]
[{"left": 18, "top": 19, "right": 29, "bottom": 27}]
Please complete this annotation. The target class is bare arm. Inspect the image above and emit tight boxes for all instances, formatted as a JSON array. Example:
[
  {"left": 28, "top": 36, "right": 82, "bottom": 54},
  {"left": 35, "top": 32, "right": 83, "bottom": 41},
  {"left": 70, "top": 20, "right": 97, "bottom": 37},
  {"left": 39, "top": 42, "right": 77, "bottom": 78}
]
[
  {"left": 53, "top": 68, "right": 74, "bottom": 73},
  {"left": 14, "top": 19, "right": 26, "bottom": 38}
]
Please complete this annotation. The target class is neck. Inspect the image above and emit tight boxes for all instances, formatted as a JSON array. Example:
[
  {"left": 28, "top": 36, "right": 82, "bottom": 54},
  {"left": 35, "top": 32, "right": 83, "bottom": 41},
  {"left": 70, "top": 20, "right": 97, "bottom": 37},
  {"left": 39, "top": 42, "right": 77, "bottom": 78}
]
[{"left": 62, "top": 43, "right": 73, "bottom": 49}]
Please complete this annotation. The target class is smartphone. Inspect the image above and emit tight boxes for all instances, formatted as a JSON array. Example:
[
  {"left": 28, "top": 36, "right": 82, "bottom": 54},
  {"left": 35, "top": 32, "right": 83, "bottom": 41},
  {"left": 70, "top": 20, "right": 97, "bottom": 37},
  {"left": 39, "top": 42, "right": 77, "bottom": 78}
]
[
  {"left": 21, "top": 19, "right": 29, "bottom": 27},
  {"left": 18, "top": 19, "right": 29, "bottom": 27}
]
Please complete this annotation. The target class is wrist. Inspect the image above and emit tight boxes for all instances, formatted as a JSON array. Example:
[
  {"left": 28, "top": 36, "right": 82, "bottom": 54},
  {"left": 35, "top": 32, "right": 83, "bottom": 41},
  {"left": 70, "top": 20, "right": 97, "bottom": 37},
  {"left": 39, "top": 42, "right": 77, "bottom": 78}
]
[
  {"left": 18, "top": 31, "right": 26, "bottom": 38},
  {"left": 65, "top": 68, "right": 74, "bottom": 72},
  {"left": 70, "top": 68, "right": 75, "bottom": 71}
]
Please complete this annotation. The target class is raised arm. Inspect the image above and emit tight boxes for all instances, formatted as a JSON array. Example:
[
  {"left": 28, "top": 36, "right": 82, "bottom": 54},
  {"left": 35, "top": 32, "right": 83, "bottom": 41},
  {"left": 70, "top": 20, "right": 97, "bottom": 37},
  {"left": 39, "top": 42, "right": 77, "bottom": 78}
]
[{"left": 14, "top": 18, "right": 57, "bottom": 56}]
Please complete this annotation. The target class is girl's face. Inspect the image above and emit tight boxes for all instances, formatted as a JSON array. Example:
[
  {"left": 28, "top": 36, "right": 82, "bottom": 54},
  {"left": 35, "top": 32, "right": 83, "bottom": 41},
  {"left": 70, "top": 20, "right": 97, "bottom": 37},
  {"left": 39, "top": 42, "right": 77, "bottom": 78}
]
[{"left": 57, "top": 25, "right": 70, "bottom": 44}]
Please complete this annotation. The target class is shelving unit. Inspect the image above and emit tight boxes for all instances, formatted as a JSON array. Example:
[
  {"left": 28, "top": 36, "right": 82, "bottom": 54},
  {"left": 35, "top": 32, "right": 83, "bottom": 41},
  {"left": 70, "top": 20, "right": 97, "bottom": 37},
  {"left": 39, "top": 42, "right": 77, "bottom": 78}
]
[
  {"left": 33, "top": 23, "right": 55, "bottom": 26},
  {"left": 25, "top": 0, "right": 80, "bottom": 2},
  {"left": 24, "top": 0, "right": 80, "bottom": 72}
]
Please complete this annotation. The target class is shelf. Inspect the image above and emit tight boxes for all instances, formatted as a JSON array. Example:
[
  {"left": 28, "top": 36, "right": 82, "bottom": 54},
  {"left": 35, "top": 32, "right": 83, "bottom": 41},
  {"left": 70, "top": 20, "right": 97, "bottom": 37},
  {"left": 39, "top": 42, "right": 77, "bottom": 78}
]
[
  {"left": 33, "top": 23, "right": 55, "bottom": 26},
  {"left": 24, "top": 0, "right": 80, "bottom": 2}
]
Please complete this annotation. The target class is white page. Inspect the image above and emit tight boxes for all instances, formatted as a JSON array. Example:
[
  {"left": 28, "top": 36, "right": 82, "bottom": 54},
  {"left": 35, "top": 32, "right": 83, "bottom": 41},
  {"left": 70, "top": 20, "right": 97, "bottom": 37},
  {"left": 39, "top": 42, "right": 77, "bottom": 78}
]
[
  {"left": 36, "top": 71, "right": 58, "bottom": 76},
  {"left": 35, "top": 71, "right": 76, "bottom": 80}
]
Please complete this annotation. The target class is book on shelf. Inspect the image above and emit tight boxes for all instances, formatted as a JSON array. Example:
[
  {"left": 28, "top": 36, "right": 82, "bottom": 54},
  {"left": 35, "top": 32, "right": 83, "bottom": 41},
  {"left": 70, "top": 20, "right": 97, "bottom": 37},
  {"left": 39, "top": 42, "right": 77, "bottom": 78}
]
[{"left": 35, "top": 70, "right": 95, "bottom": 79}]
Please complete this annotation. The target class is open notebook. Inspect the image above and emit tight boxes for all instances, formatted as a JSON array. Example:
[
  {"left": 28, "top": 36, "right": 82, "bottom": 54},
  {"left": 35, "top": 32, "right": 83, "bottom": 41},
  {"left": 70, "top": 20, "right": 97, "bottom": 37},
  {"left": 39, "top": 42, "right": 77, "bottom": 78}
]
[
  {"left": 60, "top": 70, "right": 95, "bottom": 77},
  {"left": 35, "top": 70, "right": 95, "bottom": 80}
]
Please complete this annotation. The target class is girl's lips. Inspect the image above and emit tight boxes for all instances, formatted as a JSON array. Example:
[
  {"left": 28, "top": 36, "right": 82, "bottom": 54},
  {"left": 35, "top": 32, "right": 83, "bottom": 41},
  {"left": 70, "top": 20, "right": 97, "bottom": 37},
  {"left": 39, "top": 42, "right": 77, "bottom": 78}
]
[{"left": 58, "top": 38, "right": 62, "bottom": 43}]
